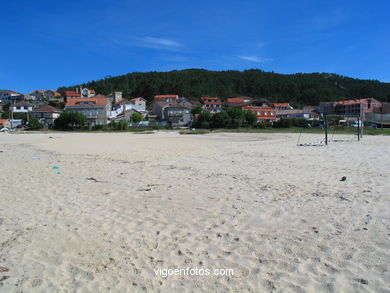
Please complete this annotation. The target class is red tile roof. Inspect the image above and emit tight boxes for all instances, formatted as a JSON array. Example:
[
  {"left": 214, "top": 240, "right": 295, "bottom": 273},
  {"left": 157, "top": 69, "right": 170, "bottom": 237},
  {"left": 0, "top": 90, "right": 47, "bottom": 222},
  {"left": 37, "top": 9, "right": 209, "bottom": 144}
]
[
  {"left": 154, "top": 95, "right": 179, "bottom": 99},
  {"left": 273, "top": 103, "right": 291, "bottom": 107},
  {"left": 4, "top": 90, "right": 22, "bottom": 95},
  {"left": 65, "top": 91, "right": 81, "bottom": 97},
  {"left": 65, "top": 97, "right": 109, "bottom": 107},
  {"left": 46, "top": 90, "right": 61, "bottom": 96},
  {"left": 227, "top": 97, "right": 253, "bottom": 103},
  {"left": 203, "top": 101, "right": 222, "bottom": 105},
  {"left": 32, "top": 105, "right": 62, "bottom": 113},
  {"left": 201, "top": 97, "right": 220, "bottom": 101}
]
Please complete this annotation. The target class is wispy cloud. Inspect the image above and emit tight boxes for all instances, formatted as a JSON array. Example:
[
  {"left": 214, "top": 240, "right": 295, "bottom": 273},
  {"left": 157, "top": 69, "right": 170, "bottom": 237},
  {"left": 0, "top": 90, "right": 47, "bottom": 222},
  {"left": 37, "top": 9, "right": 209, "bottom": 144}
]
[
  {"left": 238, "top": 55, "right": 273, "bottom": 63},
  {"left": 139, "top": 37, "right": 184, "bottom": 51}
]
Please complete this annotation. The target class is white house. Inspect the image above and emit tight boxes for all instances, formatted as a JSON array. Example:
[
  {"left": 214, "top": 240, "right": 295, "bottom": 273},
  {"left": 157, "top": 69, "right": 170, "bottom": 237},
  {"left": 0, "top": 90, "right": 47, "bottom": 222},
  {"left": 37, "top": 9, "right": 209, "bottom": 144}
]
[
  {"left": 12, "top": 101, "right": 33, "bottom": 113},
  {"left": 110, "top": 97, "right": 147, "bottom": 118},
  {"left": 0, "top": 90, "right": 24, "bottom": 103}
]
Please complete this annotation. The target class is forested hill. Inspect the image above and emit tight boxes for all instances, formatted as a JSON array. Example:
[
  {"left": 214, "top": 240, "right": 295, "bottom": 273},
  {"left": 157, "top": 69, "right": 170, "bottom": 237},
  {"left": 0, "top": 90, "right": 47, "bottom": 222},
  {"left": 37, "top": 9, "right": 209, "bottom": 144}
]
[{"left": 58, "top": 69, "right": 390, "bottom": 106}]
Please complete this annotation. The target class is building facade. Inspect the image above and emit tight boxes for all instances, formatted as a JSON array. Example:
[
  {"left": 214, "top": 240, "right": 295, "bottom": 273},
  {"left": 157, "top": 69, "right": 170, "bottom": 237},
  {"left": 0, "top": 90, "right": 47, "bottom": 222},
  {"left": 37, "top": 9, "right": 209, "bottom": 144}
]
[
  {"left": 31, "top": 105, "right": 62, "bottom": 125},
  {"left": 243, "top": 106, "right": 277, "bottom": 122},
  {"left": 65, "top": 97, "right": 111, "bottom": 126},
  {"left": 12, "top": 101, "right": 33, "bottom": 113}
]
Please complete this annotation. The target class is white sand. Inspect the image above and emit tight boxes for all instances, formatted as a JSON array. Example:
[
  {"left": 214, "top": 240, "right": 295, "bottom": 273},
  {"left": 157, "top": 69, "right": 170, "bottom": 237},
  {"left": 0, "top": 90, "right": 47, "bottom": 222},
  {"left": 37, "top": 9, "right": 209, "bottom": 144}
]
[{"left": 0, "top": 131, "right": 389, "bottom": 292}]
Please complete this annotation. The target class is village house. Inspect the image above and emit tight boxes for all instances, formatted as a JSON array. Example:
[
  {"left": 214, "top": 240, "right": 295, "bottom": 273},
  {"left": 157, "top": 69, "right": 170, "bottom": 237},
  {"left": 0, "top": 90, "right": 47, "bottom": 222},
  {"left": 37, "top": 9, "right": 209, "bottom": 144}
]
[
  {"left": 28, "top": 90, "right": 63, "bottom": 102},
  {"left": 200, "top": 97, "right": 222, "bottom": 112},
  {"left": 272, "top": 103, "right": 293, "bottom": 111},
  {"left": 152, "top": 101, "right": 170, "bottom": 120},
  {"left": 243, "top": 105, "right": 277, "bottom": 122},
  {"left": 28, "top": 90, "right": 45, "bottom": 100},
  {"left": 320, "top": 98, "right": 382, "bottom": 117},
  {"left": 73, "top": 87, "right": 96, "bottom": 98},
  {"left": 365, "top": 102, "right": 390, "bottom": 125},
  {"left": 154, "top": 94, "right": 179, "bottom": 103},
  {"left": 65, "top": 96, "right": 111, "bottom": 126},
  {"left": 163, "top": 104, "right": 192, "bottom": 126},
  {"left": 44, "top": 90, "right": 63, "bottom": 102},
  {"left": 12, "top": 101, "right": 33, "bottom": 113},
  {"left": 239, "top": 100, "right": 277, "bottom": 123},
  {"left": 65, "top": 91, "right": 81, "bottom": 100},
  {"left": 111, "top": 97, "right": 147, "bottom": 118},
  {"left": 31, "top": 105, "right": 62, "bottom": 126},
  {"left": 0, "top": 90, "right": 24, "bottom": 103}
]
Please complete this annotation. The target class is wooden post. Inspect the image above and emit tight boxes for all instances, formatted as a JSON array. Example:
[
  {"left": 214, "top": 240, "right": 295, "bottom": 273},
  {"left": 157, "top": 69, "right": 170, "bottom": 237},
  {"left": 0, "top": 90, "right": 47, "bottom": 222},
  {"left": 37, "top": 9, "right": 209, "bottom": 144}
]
[
  {"left": 324, "top": 114, "right": 328, "bottom": 145},
  {"left": 357, "top": 116, "right": 360, "bottom": 141}
]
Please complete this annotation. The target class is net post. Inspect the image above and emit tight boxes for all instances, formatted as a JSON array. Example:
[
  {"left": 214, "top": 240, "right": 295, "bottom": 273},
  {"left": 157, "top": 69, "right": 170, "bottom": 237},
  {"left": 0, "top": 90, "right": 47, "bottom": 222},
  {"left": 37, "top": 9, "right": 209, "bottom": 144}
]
[{"left": 324, "top": 114, "right": 328, "bottom": 145}]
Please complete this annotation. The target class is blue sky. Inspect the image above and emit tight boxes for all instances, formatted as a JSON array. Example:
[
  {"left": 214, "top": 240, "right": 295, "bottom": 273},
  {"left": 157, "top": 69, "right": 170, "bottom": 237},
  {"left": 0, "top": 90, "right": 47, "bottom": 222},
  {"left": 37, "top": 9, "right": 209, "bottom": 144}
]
[{"left": 1, "top": 0, "right": 389, "bottom": 93}]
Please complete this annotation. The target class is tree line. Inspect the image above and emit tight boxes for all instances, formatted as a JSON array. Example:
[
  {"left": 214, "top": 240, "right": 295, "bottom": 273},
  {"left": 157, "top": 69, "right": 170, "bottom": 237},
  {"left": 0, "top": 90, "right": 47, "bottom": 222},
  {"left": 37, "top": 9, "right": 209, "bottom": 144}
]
[{"left": 58, "top": 69, "right": 390, "bottom": 107}]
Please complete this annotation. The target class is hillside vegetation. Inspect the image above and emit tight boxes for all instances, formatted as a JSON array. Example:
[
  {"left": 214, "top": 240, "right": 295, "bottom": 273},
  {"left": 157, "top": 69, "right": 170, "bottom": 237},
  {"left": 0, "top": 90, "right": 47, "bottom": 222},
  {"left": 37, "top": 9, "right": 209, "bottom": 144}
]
[{"left": 58, "top": 69, "right": 390, "bottom": 106}]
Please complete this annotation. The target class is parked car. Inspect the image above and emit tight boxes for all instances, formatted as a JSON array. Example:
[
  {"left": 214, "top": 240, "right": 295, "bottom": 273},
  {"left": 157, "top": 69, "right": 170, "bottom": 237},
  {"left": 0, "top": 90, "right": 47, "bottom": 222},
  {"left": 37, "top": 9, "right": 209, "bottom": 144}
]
[
  {"left": 312, "top": 122, "right": 324, "bottom": 128},
  {"left": 351, "top": 121, "right": 362, "bottom": 127}
]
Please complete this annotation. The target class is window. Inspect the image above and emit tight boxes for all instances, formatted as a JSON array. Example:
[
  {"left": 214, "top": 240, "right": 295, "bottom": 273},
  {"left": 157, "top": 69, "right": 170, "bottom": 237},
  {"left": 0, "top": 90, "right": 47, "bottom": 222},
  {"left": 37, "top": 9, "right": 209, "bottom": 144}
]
[{"left": 264, "top": 112, "right": 268, "bottom": 116}]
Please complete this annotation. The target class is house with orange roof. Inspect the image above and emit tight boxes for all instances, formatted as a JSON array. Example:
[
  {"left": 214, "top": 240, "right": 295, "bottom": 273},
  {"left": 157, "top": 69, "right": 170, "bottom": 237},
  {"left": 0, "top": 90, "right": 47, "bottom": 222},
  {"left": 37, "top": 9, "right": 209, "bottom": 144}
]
[
  {"left": 28, "top": 90, "right": 63, "bottom": 102},
  {"left": 227, "top": 97, "right": 253, "bottom": 107},
  {"left": 200, "top": 97, "right": 222, "bottom": 112},
  {"left": 65, "top": 91, "right": 81, "bottom": 99},
  {"left": 243, "top": 106, "right": 277, "bottom": 122},
  {"left": 272, "top": 103, "right": 293, "bottom": 111},
  {"left": 44, "top": 90, "right": 62, "bottom": 102},
  {"left": 320, "top": 98, "right": 382, "bottom": 117},
  {"left": 65, "top": 96, "right": 111, "bottom": 126},
  {"left": 154, "top": 95, "right": 179, "bottom": 103},
  {"left": 0, "top": 90, "right": 24, "bottom": 103}
]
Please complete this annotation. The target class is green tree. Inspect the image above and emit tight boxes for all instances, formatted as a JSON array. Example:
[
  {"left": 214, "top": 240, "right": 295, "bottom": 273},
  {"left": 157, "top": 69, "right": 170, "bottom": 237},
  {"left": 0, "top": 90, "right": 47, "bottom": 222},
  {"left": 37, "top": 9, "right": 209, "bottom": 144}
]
[
  {"left": 131, "top": 113, "right": 143, "bottom": 124},
  {"left": 54, "top": 111, "right": 87, "bottom": 129},
  {"left": 211, "top": 112, "right": 230, "bottom": 128},
  {"left": 191, "top": 105, "right": 203, "bottom": 115},
  {"left": 243, "top": 110, "right": 258, "bottom": 127},
  {"left": 28, "top": 118, "right": 44, "bottom": 130},
  {"left": 226, "top": 108, "right": 245, "bottom": 128}
]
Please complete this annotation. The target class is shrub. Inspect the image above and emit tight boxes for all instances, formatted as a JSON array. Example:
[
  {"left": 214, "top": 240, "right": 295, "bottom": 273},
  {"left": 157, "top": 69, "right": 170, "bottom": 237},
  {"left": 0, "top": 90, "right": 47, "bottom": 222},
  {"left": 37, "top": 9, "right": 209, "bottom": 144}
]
[
  {"left": 54, "top": 111, "right": 87, "bottom": 129},
  {"left": 273, "top": 118, "right": 292, "bottom": 128},
  {"left": 243, "top": 110, "right": 258, "bottom": 127},
  {"left": 131, "top": 113, "right": 143, "bottom": 124},
  {"left": 27, "top": 118, "right": 44, "bottom": 130},
  {"left": 211, "top": 112, "right": 230, "bottom": 128}
]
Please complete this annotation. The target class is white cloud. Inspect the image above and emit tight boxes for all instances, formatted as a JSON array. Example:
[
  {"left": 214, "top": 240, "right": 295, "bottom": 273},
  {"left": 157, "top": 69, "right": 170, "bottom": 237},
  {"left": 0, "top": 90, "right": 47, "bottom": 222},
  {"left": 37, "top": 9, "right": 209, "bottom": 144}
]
[
  {"left": 139, "top": 37, "right": 184, "bottom": 51},
  {"left": 238, "top": 55, "right": 273, "bottom": 63}
]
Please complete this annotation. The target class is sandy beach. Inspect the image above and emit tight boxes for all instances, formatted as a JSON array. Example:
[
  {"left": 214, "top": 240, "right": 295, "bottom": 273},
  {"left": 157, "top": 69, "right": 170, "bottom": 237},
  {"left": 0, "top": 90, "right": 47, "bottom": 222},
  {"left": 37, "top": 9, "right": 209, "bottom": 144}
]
[{"left": 0, "top": 131, "right": 389, "bottom": 292}]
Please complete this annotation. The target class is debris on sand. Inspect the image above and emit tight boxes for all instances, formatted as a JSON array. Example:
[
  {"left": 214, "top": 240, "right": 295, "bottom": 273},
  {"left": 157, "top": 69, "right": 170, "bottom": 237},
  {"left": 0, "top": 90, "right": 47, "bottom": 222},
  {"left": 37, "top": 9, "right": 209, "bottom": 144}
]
[
  {"left": 138, "top": 188, "right": 152, "bottom": 192},
  {"left": 340, "top": 176, "right": 347, "bottom": 181},
  {"left": 0, "top": 275, "right": 10, "bottom": 282},
  {"left": 0, "top": 266, "right": 9, "bottom": 272}
]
